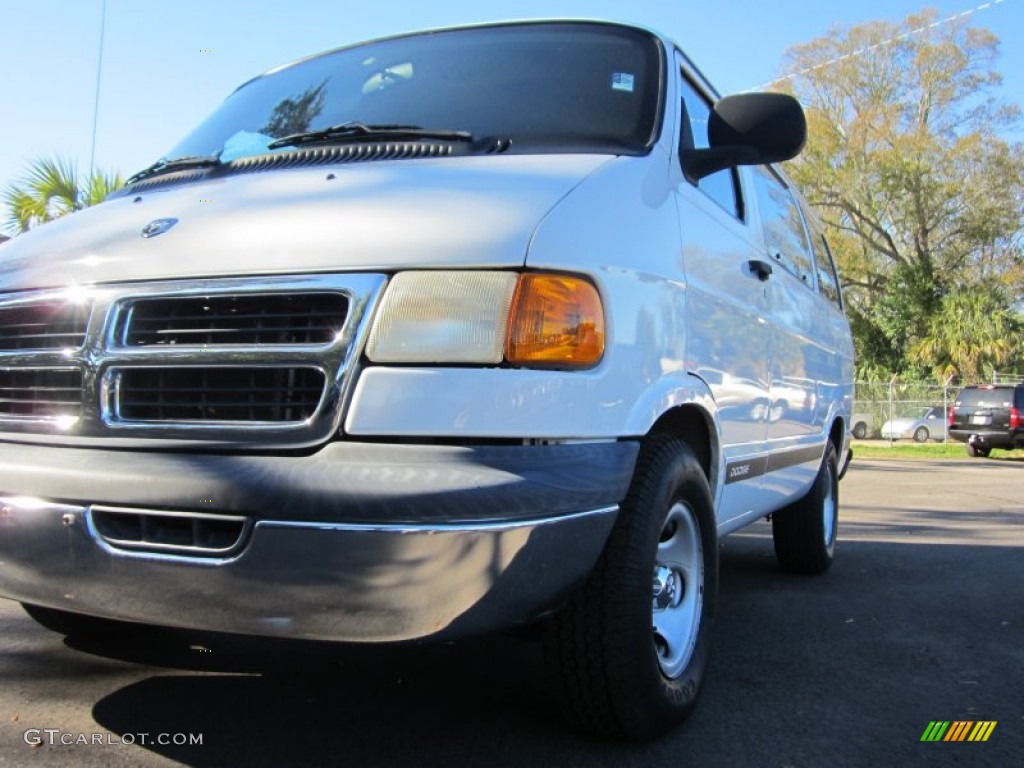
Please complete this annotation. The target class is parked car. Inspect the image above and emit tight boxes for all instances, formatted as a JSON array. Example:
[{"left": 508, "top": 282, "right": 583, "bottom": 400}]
[
  {"left": 880, "top": 406, "right": 944, "bottom": 442},
  {"left": 948, "top": 384, "right": 1024, "bottom": 457},
  {"left": 851, "top": 412, "right": 874, "bottom": 440},
  {"left": 0, "top": 20, "right": 854, "bottom": 740}
]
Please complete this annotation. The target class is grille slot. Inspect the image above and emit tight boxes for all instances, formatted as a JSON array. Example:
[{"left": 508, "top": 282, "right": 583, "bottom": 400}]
[
  {"left": 0, "top": 301, "right": 89, "bottom": 350},
  {"left": 121, "top": 292, "right": 348, "bottom": 347},
  {"left": 91, "top": 506, "right": 249, "bottom": 557},
  {"left": 115, "top": 367, "right": 326, "bottom": 423},
  {"left": 0, "top": 368, "right": 82, "bottom": 419}
]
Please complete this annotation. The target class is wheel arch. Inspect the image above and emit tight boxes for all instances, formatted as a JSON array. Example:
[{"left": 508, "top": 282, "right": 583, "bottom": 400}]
[
  {"left": 828, "top": 415, "right": 845, "bottom": 453},
  {"left": 646, "top": 405, "right": 719, "bottom": 496}
]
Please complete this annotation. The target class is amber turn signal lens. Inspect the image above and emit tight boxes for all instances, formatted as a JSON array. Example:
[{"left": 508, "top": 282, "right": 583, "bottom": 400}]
[{"left": 505, "top": 274, "right": 605, "bottom": 367}]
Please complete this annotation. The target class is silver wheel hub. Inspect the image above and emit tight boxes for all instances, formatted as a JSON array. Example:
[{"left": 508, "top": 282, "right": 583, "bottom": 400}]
[
  {"left": 652, "top": 565, "right": 681, "bottom": 609},
  {"left": 651, "top": 502, "right": 704, "bottom": 679}
]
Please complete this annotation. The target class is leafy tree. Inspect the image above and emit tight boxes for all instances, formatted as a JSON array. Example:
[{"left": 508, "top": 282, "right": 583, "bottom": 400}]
[
  {"left": 777, "top": 9, "right": 1024, "bottom": 378},
  {"left": 261, "top": 82, "right": 327, "bottom": 138},
  {"left": 3, "top": 157, "right": 123, "bottom": 235}
]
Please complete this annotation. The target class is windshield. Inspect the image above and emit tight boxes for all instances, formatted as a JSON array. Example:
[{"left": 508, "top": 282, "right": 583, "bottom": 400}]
[{"left": 162, "top": 23, "right": 663, "bottom": 164}]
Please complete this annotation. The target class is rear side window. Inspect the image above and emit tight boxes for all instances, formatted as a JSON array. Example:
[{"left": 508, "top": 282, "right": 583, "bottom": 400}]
[{"left": 751, "top": 167, "right": 813, "bottom": 284}]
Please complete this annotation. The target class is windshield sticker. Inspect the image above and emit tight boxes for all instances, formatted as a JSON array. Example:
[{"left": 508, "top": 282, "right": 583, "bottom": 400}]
[{"left": 611, "top": 72, "right": 635, "bottom": 92}]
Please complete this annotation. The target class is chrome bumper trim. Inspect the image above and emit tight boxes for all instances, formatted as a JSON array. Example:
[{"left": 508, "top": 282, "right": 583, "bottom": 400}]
[{"left": 256, "top": 507, "right": 616, "bottom": 534}]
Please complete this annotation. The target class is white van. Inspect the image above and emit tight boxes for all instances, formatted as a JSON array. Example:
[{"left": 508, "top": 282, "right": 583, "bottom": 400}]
[{"left": 0, "top": 20, "right": 853, "bottom": 739}]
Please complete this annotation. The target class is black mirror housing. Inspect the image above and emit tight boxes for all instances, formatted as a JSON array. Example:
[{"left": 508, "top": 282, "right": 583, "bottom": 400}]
[{"left": 683, "top": 92, "right": 807, "bottom": 182}]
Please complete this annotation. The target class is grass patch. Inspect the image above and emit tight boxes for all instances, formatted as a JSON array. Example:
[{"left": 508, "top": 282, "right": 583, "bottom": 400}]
[{"left": 853, "top": 441, "right": 1024, "bottom": 461}]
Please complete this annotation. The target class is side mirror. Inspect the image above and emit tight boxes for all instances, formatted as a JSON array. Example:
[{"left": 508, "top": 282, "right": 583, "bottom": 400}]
[{"left": 682, "top": 92, "right": 807, "bottom": 182}]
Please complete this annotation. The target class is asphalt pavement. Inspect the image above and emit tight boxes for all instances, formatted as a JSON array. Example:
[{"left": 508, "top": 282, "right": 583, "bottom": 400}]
[{"left": 0, "top": 457, "right": 1021, "bottom": 767}]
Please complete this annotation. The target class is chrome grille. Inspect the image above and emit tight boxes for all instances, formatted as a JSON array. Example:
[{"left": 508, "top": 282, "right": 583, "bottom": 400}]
[
  {"left": 0, "top": 274, "right": 386, "bottom": 446},
  {"left": 0, "top": 368, "right": 82, "bottom": 419},
  {"left": 0, "top": 301, "right": 89, "bottom": 350},
  {"left": 119, "top": 292, "right": 348, "bottom": 347},
  {"left": 114, "top": 367, "right": 326, "bottom": 423}
]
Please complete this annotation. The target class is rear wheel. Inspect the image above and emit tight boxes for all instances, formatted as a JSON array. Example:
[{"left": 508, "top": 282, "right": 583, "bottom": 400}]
[
  {"left": 913, "top": 426, "right": 929, "bottom": 443},
  {"left": 772, "top": 444, "right": 838, "bottom": 574},
  {"left": 546, "top": 437, "right": 718, "bottom": 740},
  {"left": 965, "top": 443, "right": 991, "bottom": 458},
  {"left": 852, "top": 421, "right": 867, "bottom": 440}
]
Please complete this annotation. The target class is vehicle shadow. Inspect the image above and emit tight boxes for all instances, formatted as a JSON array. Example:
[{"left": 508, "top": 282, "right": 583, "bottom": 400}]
[
  {"left": 73, "top": 525, "right": 1024, "bottom": 767},
  {"left": 83, "top": 631, "right": 642, "bottom": 767}
]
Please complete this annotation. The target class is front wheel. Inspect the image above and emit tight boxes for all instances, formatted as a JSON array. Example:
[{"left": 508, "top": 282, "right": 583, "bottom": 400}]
[
  {"left": 546, "top": 437, "right": 718, "bottom": 740},
  {"left": 913, "top": 426, "right": 929, "bottom": 443},
  {"left": 772, "top": 444, "right": 839, "bottom": 574}
]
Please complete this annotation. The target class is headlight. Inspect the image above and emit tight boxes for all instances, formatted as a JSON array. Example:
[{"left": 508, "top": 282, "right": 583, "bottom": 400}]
[
  {"left": 366, "top": 271, "right": 517, "bottom": 363},
  {"left": 366, "top": 271, "right": 605, "bottom": 368}
]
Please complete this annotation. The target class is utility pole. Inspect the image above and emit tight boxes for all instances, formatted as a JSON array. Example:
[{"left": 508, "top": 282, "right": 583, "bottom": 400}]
[{"left": 88, "top": 0, "right": 108, "bottom": 179}]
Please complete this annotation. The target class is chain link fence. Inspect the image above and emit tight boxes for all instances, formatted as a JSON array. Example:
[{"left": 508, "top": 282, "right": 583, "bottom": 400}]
[{"left": 851, "top": 372, "right": 1021, "bottom": 442}]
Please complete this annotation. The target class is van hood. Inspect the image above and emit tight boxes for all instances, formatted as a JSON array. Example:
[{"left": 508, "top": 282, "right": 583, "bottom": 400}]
[{"left": 0, "top": 154, "right": 611, "bottom": 291}]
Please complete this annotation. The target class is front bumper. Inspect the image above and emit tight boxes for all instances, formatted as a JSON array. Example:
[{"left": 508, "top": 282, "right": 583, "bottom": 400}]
[{"left": 0, "top": 440, "right": 637, "bottom": 641}]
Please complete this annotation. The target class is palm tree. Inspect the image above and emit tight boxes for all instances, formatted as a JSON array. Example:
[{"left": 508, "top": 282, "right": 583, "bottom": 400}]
[
  {"left": 2, "top": 157, "right": 122, "bottom": 235},
  {"left": 910, "top": 286, "right": 1020, "bottom": 382}
]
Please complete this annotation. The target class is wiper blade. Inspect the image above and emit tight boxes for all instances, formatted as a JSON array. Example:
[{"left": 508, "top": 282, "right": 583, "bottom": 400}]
[
  {"left": 266, "top": 122, "right": 473, "bottom": 149},
  {"left": 127, "top": 155, "right": 221, "bottom": 184}
]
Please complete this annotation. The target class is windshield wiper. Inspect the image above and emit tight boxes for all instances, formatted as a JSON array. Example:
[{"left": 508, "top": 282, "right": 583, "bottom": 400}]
[
  {"left": 266, "top": 122, "right": 473, "bottom": 149},
  {"left": 127, "top": 155, "right": 221, "bottom": 184}
]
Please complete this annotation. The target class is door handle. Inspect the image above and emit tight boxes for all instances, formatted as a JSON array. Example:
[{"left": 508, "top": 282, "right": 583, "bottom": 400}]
[{"left": 748, "top": 259, "right": 773, "bottom": 281}]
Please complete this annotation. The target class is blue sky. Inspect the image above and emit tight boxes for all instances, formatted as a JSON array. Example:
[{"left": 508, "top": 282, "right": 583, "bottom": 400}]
[{"left": 1, "top": 0, "right": 1021, "bottom": 188}]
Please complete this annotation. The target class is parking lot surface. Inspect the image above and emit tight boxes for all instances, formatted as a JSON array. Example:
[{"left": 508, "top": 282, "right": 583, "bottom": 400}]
[{"left": 1, "top": 458, "right": 1021, "bottom": 767}]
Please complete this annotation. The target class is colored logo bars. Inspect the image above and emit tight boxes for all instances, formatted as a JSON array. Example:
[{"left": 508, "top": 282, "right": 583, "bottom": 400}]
[{"left": 921, "top": 721, "right": 997, "bottom": 742}]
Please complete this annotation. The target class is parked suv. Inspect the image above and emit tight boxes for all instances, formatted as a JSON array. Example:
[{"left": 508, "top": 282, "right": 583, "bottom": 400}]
[
  {"left": 949, "top": 384, "right": 1024, "bottom": 457},
  {"left": 0, "top": 21, "right": 854, "bottom": 739}
]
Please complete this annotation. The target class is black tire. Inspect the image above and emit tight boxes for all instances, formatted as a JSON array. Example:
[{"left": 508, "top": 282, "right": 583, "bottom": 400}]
[
  {"left": 546, "top": 437, "right": 718, "bottom": 741},
  {"left": 965, "top": 444, "right": 991, "bottom": 458},
  {"left": 852, "top": 422, "right": 867, "bottom": 440},
  {"left": 21, "top": 603, "right": 128, "bottom": 638},
  {"left": 913, "top": 426, "right": 929, "bottom": 443},
  {"left": 772, "top": 444, "right": 838, "bottom": 574}
]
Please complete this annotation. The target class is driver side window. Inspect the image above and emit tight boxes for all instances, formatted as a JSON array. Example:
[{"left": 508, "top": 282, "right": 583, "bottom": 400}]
[{"left": 678, "top": 75, "right": 742, "bottom": 220}]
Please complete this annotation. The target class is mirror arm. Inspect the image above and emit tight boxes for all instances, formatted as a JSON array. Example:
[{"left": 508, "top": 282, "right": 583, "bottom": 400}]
[{"left": 681, "top": 146, "right": 761, "bottom": 183}]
